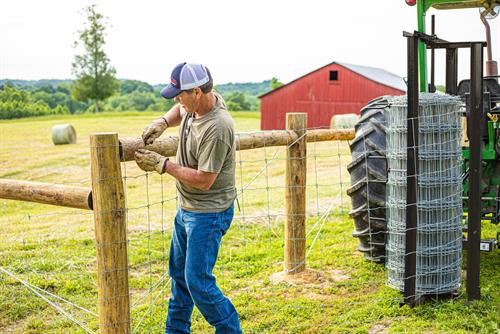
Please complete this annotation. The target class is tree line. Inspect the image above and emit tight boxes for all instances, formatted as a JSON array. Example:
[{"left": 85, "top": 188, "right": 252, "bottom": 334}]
[{"left": 0, "top": 79, "right": 277, "bottom": 119}]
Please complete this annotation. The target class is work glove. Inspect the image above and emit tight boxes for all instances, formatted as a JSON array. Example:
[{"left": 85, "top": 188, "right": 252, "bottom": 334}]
[
  {"left": 142, "top": 117, "right": 168, "bottom": 145},
  {"left": 134, "top": 149, "right": 168, "bottom": 174}
]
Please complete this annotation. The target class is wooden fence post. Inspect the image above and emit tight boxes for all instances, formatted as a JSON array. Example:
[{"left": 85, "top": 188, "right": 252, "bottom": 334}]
[
  {"left": 285, "top": 113, "right": 307, "bottom": 274},
  {"left": 90, "top": 133, "right": 131, "bottom": 334}
]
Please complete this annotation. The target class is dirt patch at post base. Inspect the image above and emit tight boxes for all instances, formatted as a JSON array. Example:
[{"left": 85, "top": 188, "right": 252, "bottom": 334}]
[{"left": 269, "top": 268, "right": 349, "bottom": 286}]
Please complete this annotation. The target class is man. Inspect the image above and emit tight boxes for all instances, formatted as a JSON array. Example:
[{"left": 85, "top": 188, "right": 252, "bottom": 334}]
[{"left": 134, "top": 62, "right": 241, "bottom": 334}]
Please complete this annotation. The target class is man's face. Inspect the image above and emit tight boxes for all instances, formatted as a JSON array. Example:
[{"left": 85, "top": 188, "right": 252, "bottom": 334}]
[{"left": 175, "top": 88, "right": 201, "bottom": 113}]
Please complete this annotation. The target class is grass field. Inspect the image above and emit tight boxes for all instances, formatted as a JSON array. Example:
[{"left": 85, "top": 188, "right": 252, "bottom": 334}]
[{"left": 0, "top": 112, "right": 499, "bottom": 333}]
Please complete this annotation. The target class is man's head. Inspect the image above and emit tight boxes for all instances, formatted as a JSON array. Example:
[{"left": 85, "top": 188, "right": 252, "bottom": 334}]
[{"left": 160, "top": 62, "right": 213, "bottom": 100}]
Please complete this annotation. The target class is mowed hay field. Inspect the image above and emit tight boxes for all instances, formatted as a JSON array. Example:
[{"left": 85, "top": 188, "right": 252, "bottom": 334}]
[{"left": 0, "top": 112, "right": 499, "bottom": 334}]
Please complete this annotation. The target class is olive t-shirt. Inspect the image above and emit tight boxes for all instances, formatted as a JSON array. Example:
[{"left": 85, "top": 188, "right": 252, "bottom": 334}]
[{"left": 176, "top": 92, "right": 236, "bottom": 212}]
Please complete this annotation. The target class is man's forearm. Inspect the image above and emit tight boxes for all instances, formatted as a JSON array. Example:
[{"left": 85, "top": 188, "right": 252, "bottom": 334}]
[
  {"left": 165, "top": 161, "right": 217, "bottom": 191},
  {"left": 163, "top": 104, "right": 182, "bottom": 128}
]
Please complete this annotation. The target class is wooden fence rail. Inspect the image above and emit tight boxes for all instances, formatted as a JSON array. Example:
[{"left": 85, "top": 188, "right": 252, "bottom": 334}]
[
  {"left": 119, "top": 128, "right": 354, "bottom": 161},
  {"left": 0, "top": 179, "right": 92, "bottom": 210}
]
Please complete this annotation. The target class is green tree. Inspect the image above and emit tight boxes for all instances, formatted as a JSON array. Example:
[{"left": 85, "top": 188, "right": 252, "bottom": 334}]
[
  {"left": 0, "top": 85, "right": 29, "bottom": 103},
  {"left": 270, "top": 77, "right": 284, "bottom": 90},
  {"left": 71, "top": 4, "right": 118, "bottom": 113},
  {"left": 120, "top": 80, "right": 154, "bottom": 95},
  {"left": 56, "top": 83, "right": 72, "bottom": 95},
  {"left": 225, "top": 91, "right": 251, "bottom": 111},
  {"left": 147, "top": 98, "right": 176, "bottom": 112},
  {"left": 0, "top": 86, "right": 68, "bottom": 119}
]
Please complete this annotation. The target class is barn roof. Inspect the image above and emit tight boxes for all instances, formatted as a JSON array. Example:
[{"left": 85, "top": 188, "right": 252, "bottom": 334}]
[
  {"left": 259, "top": 61, "right": 406, "bottom": 98},
  {"left": 338, "top": 62, "right": 407, "bottom": 92}
]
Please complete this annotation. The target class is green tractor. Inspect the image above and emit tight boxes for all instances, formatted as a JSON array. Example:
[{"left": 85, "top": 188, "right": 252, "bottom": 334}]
[{"left": 348, "top": 0, "right": 500, "bottom": 263}]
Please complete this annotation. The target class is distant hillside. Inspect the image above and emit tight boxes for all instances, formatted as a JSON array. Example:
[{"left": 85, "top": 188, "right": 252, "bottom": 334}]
[
  {"left": 0, "top": 79, "right": 72, "bottom": 89},
  {"left": 1, "top": 78, "right": 273, "bottom": 97},
  {"left": 152, "top": 80, "right": 273, "bottom": 97},
  {"left": 215, "top": 80, "right": 272, "bottom": 96},
  {"left": 1, "top": 78, "right": 273, "bottom": 118},
  {"left": 150, "top": 80, "right": 274, "bottom": 111}
]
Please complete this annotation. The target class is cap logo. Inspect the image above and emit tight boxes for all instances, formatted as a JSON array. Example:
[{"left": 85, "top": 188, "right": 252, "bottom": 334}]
[{"left": 171, "top": 78, "right": 177, "bottom": 86}]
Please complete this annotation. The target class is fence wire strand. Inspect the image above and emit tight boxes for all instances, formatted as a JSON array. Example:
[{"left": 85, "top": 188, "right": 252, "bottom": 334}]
[{"left": 1, "top": 116, "right": 496, "bottom": 333}]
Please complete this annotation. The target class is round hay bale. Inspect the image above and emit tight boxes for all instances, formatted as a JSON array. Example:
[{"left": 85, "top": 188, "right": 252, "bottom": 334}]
[
  {"left": 330, "top": 113, "right": 359, "bottom": 129},
  {"left": 51, "top": 124, "right": 77, "bottom": 145}
]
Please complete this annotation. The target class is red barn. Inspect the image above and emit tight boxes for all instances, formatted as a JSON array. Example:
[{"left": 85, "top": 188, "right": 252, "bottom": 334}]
[{"left": 259, "top": 62, "right": 406, "bottom": 130}]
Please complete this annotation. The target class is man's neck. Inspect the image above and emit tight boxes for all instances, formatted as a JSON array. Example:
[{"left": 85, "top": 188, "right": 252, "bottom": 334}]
[{"left": 195, "top": 91, "right": 216, "bottom": 118}]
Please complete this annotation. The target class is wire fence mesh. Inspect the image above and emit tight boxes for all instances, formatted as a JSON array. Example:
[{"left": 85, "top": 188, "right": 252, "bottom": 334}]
[
  {"left": 0, "top": 115, "right": 498, "bottom": 333},
  {"left": 386, "top": 94, "right": 463, "bottom": 295},
  {"left": 0, "top": 129, "right": 358, "bottom": 333},
  {"left": 122, "top": 129, "right": 354, "bottom": 333},
  {"left": 0, "top": 207, "right": 98, "bottom": 333}
]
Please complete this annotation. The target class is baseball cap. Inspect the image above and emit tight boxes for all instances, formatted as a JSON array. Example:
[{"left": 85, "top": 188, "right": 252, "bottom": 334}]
[{"left": 160, "top": 62, "right": 211, "bottom": 99}]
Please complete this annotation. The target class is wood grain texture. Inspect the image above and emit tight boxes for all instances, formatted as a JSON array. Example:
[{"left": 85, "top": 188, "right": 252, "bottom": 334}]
[
  {"left": 119, "top": 129, "right": 354, "bottom": 162},
  {"left": 119, "top": 136, "right": 178, "bottom": 162},
  {"left": 285, "top": 113, "right": 307, "bottom": 274},
  {"left": 0, "top": 179, "right": 92, "bottom": 210},
  {"left": 90, "top": 133, "right": 131, "bottom": 334}
]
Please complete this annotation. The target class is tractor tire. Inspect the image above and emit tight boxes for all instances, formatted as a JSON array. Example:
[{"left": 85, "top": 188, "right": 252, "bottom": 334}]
[{"left": 347, "top": 97, "right": 389, "bottom": 263}]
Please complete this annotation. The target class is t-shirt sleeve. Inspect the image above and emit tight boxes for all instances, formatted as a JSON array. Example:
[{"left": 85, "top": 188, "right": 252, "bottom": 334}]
[{"left": 197, "top": 138, "right": 230, "bottom": 173}]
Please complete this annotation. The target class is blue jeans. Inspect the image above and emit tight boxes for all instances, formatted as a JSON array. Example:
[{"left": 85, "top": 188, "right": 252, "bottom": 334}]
[{"left": 165, "top": 204, "right": 241, "bottom": 334}]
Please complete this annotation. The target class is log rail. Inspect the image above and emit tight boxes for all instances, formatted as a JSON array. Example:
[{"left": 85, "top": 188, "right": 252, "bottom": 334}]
[
  {"left": 119, "top": 128, "right": 354, "bottom": 161},
  {"left": 0, "top": 179, "right": 92, "bottom": 210},
  {"left": 0, "top": 128, "right": 354, "bottom": 209}
]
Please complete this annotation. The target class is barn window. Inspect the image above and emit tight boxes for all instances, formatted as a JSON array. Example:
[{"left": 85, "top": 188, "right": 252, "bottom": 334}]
[{"left": 329, "top": 71, "right": 338, "bottom": 81}]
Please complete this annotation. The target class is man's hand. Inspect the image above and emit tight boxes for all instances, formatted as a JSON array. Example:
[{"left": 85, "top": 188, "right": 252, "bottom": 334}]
[
  {"left": 142, "top": 118, "right": 168, "bottom": 145},
  {"left": 134, "top": 149, "right": 168, "bottom": 174}
]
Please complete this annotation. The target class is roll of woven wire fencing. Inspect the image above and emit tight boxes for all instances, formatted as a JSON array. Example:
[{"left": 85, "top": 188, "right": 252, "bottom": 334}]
[{"left": 386, "top": 93, "right": 463, "bottom": 295}]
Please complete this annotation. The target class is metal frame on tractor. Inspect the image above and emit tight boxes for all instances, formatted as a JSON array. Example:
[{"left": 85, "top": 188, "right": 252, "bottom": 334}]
[{"left": 401, "top": 0, "right": 499, "bottom": 306}]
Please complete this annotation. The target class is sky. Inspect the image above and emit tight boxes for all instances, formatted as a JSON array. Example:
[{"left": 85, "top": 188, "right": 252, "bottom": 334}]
[{"left": 0, "top": 0, "right": 499, "bottom": 86}]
